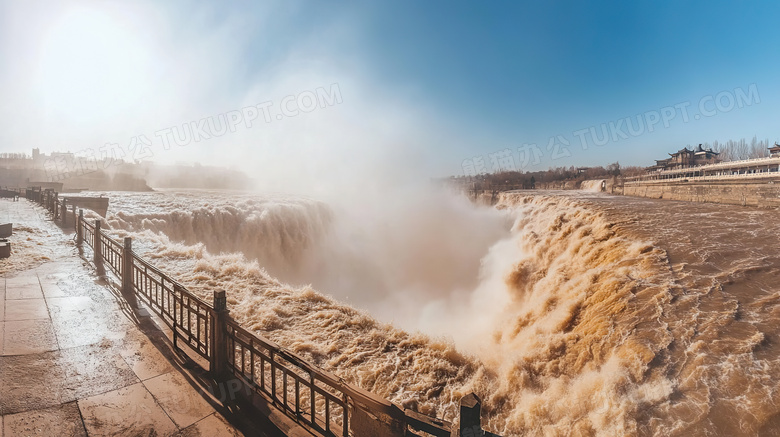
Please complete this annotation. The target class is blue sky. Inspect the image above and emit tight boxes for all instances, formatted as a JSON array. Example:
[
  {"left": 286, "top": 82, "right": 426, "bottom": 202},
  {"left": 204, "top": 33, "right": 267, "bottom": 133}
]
[
  {"left": 352, "top": 1, "right": 780, "bottom": 171},
  {"left": 1, "top": 0, "right": 779, "bottom": 183}
]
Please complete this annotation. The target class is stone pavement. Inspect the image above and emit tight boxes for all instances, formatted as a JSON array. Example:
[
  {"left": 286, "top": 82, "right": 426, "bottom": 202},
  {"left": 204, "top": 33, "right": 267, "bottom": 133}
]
[{"left": 0, "top": 199, "right": 304, "bottom": 437}]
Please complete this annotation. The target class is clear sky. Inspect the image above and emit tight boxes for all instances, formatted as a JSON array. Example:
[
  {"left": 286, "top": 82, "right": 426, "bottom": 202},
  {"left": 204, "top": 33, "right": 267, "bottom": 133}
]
[{"left": 1, "top": 0, "right": 779, "bottom": 184}]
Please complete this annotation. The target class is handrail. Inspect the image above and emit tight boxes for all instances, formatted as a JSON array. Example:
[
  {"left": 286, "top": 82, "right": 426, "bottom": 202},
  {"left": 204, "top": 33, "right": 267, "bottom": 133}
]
[
  {"left": 131, "top": 253, "right": 211, "bottom": 308},
  {"left": 227, "top": 319, "right": 403, "bottom": 418},
  {"left": 625, "top": 169, "right": 780, "bottom": 185},
  {"left": 100, "top": 230, "right": 124, "bottom": 277},
  {"left": 627, "top": 157, "right": 780, "bottom": 184},
  {"left": 225, "top": 319, "right": 351, "bottom": 436},
  {"left": 130, "top": 252, "right": 213, "bottom": 360},
  {"left": 83, "top": 221, "right": 96, "bottom": 250}
]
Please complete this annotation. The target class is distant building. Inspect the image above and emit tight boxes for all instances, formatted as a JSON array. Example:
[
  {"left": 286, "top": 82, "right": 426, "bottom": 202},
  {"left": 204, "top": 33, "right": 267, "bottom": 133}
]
[
  {"left": 649, "top": 144, "right": 720, "bottom": 171},
  {"left": 27, "top": 181, "right": 64, "bottom": 191},
  {"left": 770, "top": 143, "right": 780, "bottom": 157}
]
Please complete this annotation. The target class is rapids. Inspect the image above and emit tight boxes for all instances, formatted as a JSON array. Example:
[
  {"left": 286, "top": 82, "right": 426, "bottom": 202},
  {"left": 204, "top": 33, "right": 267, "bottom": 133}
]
[{"left": 84, "top": 189, "right": 780, "bottom": 436}]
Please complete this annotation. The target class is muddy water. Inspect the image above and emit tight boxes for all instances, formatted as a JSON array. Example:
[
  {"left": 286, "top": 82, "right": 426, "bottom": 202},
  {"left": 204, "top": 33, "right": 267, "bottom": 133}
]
[
  {"left": 581, "top": 194, "right": 780, "bottom": 436},
  {"left": 88, "top": 189, "right": 780, "bottom": 436}
]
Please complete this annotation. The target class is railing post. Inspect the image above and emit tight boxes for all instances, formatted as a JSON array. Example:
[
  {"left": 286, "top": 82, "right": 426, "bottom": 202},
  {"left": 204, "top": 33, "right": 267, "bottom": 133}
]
[
  {"left": 211, "top": 290, "right": 229, "bottom": 378},
  {"left": 122, "top": 237, "right": 137, "bottom": 307},
  {"left": 93, "top": 220, "right": 102, "bottom": 266},
  {"left": 310, "top": 373, "right": 316, "bottom": 424},
  {"left": 76, "top": 209, "right": 83, "bottom": 246},
  {"left": 61, "top": 199, "right": 67, "bottom": 226},
  {"left": 459, "top": 393, "right": 481, "bottom": 436},
  {"left": 271, "top": 350, "right": 276, "bottom": 403},
  {"left": 459, "top": 393, "right": 501, "bottom": 437},
  {"left": 343, "top": 392, "right": 349, "bottom": 437}
]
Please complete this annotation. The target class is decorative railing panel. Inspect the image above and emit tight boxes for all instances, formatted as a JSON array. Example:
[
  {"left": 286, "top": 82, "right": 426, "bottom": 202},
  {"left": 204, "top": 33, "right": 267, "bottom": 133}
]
[
  {"left": 83, "top": 221, "right": 95, "bottom": 250},
  {"left": 131, "top": 254, "right": 212, "bottom": 360},
  {"left": 225, "top": 320, "right": 349, "bottom": 437},
  {"left": 100, "top": 231, "right": 123, "bottom": 277}
]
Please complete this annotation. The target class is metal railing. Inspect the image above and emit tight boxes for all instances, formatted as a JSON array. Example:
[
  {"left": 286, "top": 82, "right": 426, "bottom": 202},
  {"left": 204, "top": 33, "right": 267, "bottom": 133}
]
[
  {"left": 225, "top": 319, "right": 350, "bottom": 436},
  {"left": 83, "top": 220, "right": 96, "bottom": 249},
  {"left": 30, "top": 188, "right": 496, "bottom": 437},
  {"left": 101, "top": 233, "right": 124, "bottom": 277},
  {"left": 131, "top": 254, "right": 213, "bottom": 361}
]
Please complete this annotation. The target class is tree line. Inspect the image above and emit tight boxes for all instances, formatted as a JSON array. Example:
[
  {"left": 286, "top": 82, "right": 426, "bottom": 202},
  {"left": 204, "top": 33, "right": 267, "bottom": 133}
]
[
  {"left": 446, "top": 162, "right": 646, "bottom": 190},
  {"left": 702, "top": 136, "right": 777, "bottom": 161}
]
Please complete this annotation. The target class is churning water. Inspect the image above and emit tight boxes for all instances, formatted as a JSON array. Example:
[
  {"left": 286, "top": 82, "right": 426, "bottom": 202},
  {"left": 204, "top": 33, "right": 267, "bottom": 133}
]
[{"left": 87, "top": 188, "right": 780, "bottom": 436}]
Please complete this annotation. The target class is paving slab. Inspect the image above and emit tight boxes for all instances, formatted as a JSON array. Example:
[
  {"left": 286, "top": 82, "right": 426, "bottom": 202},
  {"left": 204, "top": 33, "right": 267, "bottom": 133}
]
[
  {"left": 0, "top": 343, "right": 139, "bottom": 415},
  {"left": 118, "top": 329, "right": 175, "bottom": 381},
  {"left": 4, "top": 299, "right": 48, "bottom": 321},
  {"left": 78, "top": 382, "right": 178, "bottom": 437},
  {"left": 144, "top": 371, "right": 215, "bottom": 429},
  {"left": 2, "top": 319, "right": 58, "bottom": 355},
  {"left": 56, "top": 343, "right": 140, "bottom": 401},
  {"left": 174, "top": 413, "right": 243, "bottom": 437},
  {"left": 5, "top": 275, "right": 39, "bottom": 288},
  {"left": 45, "top": 295, "right": 94, "bottom": 313},
  {"left": 34, "top": 263, "right": 71, "bottom": 284},
  {"left": 5, "top": 283, "right": 43, "bottom": 300},
  {"left": 39, "top": 281, "right": 65, "bottom": 298},
  {"left": 2, "top": 402, "right": 87, "bottom": 437},
  {"left": 0, "top": 322, "right": 4, "bottom": 355},
  {"left": 48, "top": 296, "right": 130, "bottom": 349},
  {"left": 0, "top": 351, "right": 69, "bottom": 415}
]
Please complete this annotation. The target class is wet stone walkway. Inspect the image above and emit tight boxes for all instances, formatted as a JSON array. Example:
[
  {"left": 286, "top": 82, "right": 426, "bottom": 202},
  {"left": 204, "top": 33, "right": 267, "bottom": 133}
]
[{"left": 0, "top": 199, "right": 246, "bottom": 436}]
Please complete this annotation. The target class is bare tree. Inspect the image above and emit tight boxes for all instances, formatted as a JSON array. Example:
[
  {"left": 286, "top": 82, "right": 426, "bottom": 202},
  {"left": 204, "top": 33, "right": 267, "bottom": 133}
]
[
  {"left": 709, "top": 137, "right": 771, "bottom": 161},
  {"left": 748, "top": 136, "right": 769, "bottom": 159}
]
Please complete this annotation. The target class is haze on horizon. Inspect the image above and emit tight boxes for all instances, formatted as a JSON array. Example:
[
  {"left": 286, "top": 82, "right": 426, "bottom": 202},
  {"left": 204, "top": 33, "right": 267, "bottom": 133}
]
[{"left": 1, "top": 0, "right": 779, "bottom": 193}]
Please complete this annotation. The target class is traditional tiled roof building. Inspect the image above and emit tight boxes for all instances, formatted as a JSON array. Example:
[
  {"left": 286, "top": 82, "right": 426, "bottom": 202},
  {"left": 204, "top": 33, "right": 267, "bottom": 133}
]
[{"left": 649, "top": 144, "right": 720, "bottom": 171}]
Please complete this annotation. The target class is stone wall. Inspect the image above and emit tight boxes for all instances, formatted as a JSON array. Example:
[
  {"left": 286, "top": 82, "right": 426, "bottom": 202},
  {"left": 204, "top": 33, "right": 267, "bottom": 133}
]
[{"left": 621, "top": 179, "right": 780, "bottom": 208}]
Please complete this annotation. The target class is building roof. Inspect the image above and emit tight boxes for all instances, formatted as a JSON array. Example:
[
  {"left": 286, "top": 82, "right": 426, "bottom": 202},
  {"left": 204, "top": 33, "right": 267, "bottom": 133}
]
[
  {"left": 669, "top": 147, "right": 693, "bottom": 156},
  {"left": 696, "top": 144, "right": 719, "bottom": 155},
  {"left": 669, "top": 144, "right": 718, "bottom": 156}
]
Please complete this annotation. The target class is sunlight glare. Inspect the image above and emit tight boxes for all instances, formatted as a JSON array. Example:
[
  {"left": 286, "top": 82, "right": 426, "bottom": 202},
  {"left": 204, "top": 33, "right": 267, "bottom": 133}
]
[{"left": 36, "top": 7, "right": 154, "bottom": 124}]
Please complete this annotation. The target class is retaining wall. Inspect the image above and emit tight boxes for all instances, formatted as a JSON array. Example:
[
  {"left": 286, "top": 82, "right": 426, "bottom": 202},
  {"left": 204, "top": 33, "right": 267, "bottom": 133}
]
[{"left": 621, "top": 179, "right": 780, "bottom": 208}]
